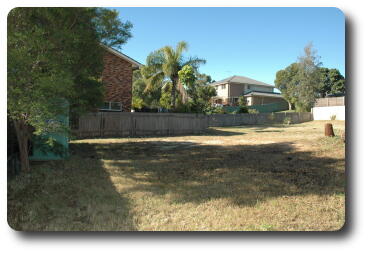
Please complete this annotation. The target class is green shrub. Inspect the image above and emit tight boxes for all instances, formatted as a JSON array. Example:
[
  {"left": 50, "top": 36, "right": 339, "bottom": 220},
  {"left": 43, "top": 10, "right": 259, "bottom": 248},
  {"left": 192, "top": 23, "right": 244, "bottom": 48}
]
[
  {"left": 237, "top": 105, "right": 249, "bottom": 114},
  {"left": 238, "top": 96, "right": 247, "bottom": 106},
  {"left": 268, "top": 112, "right": 276, "bottom": 121},
  {"left": 215, "top": 107, "right": 227, "bottom": 114},
  {"left": 248, "top": 109, "right": 259, "bottom": 114},
  {"left": 283, "top": 116, "right": 292, "bottom": 125},
  {"left": 173, "top": 100, "right": 191, "bottom": 113}
]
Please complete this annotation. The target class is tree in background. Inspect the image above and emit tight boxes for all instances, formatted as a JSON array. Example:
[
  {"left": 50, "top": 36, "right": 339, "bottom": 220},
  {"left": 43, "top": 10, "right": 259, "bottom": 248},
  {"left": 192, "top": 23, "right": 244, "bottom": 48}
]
[
  {"left": 141, "top": 41, "right": 206, "bottom": 109},
  {"left": 275, "top": 63, "right": 300, "bottom": 110},
  {"left": 238, "top": 96, "right": 247, "bottom": 106},
  {"left": 195, "top": 73, "right": 215, "bottom": 86},
  {"left": 318, "top": 67, "right": 345, "bottom": 97},
  {"left": 178, "top": 65, "right": 216, "bottom": 113},
  {"left": 295, "top": 43, "right": 322, "bottom": 111},
  {"left": 132, "top": 70, "right": 162, "bottom": 110},
  {"left": 8, "top": 7, "right": 132, "bottom": 172},
  {"left": 275, "top": 43, "right": 324, "bottom": 112}
]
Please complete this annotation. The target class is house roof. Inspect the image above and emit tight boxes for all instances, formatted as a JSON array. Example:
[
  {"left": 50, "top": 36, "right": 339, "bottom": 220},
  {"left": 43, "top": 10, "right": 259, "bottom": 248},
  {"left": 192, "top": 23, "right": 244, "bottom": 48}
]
[
  {"left": 210, "top": 75, "right": 273, "bottom": 87},
  {"left": 244, "top": 90, "right": 283, "bottom": 98},
  {"left": 101, "top": 44, "right": 142, "bottom": 69}
]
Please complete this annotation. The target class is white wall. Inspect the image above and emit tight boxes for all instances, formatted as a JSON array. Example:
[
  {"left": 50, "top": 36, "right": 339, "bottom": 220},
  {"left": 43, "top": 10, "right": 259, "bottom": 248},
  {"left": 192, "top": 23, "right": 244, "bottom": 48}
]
[
  {"left": 215, "top": 84, "right": 228, "bottom": 98},
  {"left": 312, "top": 106, "right": 345, "bottom": 120}
]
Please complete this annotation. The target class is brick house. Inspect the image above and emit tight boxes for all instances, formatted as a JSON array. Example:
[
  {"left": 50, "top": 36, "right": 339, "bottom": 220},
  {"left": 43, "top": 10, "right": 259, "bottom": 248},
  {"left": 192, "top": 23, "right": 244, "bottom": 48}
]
[
  {"left": 100, "top": 45, "right": 142, "bottom": 112},
  {"left": 210, "top": 75, "right": 287, "bottom": 107}
]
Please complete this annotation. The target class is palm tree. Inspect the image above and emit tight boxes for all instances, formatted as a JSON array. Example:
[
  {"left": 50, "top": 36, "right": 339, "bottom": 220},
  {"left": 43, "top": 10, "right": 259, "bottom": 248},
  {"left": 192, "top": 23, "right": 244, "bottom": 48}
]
[{"left": 142, "top": 41, "right": 206, "bottom": 109}]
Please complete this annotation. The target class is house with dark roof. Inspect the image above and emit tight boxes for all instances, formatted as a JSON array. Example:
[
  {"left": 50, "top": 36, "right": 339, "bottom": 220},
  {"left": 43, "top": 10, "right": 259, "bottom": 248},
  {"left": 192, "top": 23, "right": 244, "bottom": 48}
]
[
  {"left": 210, "top": 75, "right": 287, "bottom": 107},
  {"left": 100, "top": 45, "right": 142, "bottom": 112}
]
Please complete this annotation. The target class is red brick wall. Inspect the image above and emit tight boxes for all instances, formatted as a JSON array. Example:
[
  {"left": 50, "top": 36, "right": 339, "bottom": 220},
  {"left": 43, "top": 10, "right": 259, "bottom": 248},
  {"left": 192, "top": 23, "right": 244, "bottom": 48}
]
[{"left": 102, "top": 50, "right": 133, "bottom": 112}]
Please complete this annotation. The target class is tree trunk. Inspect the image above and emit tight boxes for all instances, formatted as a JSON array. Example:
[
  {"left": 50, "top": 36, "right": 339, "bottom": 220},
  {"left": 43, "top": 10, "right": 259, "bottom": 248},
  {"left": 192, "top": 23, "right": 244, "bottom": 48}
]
[
  {"left": 324, "top": 123, "right": 335, "bottom": 137},
  {"left": 13, "top": 119, "right": 31, "bottom": 172},
  {"left": 170, "top": 77, "right": 177, "bottom": 109},
  {"left": 288, "top": 101, "right": 292, "bottom": 111}
]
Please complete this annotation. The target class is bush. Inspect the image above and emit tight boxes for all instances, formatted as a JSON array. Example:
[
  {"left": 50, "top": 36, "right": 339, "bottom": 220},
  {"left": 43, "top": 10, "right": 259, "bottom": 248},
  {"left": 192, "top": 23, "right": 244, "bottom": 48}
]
[
  {"left": 330, "top": 114, "right": 337, "bottom": 120},
  {"left": 283, "top": 116, "right": 292, "bottom": 125},
  {"left": 214, "top": 107, "right": 227, "bottom": 114},
  {"left": 205, "top": 106, "right": 227, "bottom": 114},
  {"left": 248, "top": 109, "right": 259, "bottom": 114},
  {"left": 237, "top": 105, "right": 249, "bottom": 114},
  {"left": 268, "top": 112, "right": 276, "bottom": 121},
  {"left": 238, "top": 96, "right": 247, "bottom": 106},
  {"left": 173, "top": 100, "right": 192, "bottom": 113}
]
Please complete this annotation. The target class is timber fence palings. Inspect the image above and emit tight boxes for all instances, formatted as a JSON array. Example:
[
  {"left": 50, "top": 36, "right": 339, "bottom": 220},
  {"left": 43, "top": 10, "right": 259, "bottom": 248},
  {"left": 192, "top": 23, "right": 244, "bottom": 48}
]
[
  {"left": 72, "top": 112, "right": 313, "bottom": 138},
  {"left": 72, "top": 112, "right": 208, "bottom": 138}
]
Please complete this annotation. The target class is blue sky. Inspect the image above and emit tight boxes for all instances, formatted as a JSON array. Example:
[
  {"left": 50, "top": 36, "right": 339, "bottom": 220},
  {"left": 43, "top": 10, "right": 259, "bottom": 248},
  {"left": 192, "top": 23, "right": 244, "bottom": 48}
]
[{"left": 114, "top": 7, "right": 345, "bottom": 86}]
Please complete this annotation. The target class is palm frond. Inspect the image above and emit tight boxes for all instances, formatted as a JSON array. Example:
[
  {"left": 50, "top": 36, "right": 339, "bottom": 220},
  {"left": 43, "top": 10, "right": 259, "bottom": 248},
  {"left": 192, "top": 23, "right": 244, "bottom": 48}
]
[
  {"left": 146, "top": 49, "right": 165, "bottom": 66},
  {"left": 144, "top": 71, "right": 165, "bottom": 93},
  {"left": 182, "top": 56, "right": 206, "bottom": 70},
  {"left": 175, "top": 41, "right": 188, "bottom": 59}
]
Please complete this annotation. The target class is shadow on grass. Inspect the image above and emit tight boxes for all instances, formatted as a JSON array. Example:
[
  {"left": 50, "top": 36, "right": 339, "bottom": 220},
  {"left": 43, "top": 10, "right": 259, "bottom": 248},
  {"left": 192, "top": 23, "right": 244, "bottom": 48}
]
[
  {"left": 254, "top": 130, "right": 284, "bottom": 133},
  {"left": 7, "top": 147, "right": 137, "bottom": 231},
  {"left": 71, "top": 140, "right": 345, "bottom": 208},
  {"left": 221, "top": 124, "right": 295, "bottom": 131},
  {"left": 70, "top": 128, "right": 246, "bottom": 141},
  {"left": 8, "top": 138, "right": 344, "bottom": 231}
]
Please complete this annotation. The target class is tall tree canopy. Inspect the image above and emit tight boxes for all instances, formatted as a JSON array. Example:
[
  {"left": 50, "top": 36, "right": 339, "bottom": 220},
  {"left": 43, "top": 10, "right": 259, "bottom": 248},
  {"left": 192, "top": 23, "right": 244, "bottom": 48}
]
[
  {"left": 141, "top": 41, "right": 206, "bottom": 109},
  {"left": 274, "top": 43, "right": 341, "bottom": 112},
  {"left": 318, "top": 67, "right": 345, "bottom": 97},
  {"left": 8, "top": 7, "right": 132, "bottom": 171},
  {"left": 294, "top": 43, "right": 322, "bottom": 111},
  {"left": 275, "top": 63, "right": 300, "bottom": 110},
  {"left": 178, "top": 65, "right": 216, "bottom": 113}
]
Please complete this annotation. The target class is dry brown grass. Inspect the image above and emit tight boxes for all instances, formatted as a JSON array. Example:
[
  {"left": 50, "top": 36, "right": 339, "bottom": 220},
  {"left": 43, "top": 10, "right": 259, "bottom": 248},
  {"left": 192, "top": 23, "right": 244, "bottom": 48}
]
[{"left": 8, "top": 120, "right": 345, "bottom": 231}]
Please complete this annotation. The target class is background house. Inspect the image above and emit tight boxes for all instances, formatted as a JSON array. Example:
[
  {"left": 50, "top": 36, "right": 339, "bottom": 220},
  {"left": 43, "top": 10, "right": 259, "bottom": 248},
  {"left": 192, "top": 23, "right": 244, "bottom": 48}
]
[
  {"left": 100, "top": 45, "right": 142, "bottom": 112},
  {"left": 210, "top": 75, "right": 287, "bottom": 107}
]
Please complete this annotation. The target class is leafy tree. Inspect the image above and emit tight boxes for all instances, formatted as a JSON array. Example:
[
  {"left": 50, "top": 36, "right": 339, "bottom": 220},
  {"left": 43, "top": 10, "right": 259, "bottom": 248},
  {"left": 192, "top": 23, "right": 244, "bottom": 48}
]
[
  {"left": 295, "top": 43, "right": 322, "bottom": 111},
  {"left": 132, "top": 70, "right": 162, "bottom": 110},
  {"left": 196, "top": 85, "right": 217, "bottom": 112},
  {"left": 178, "top": 65, "right": 216, "bottom": 113},
  {"left": 142, "top": 41, "right": 206, "bottom": 109},
  {"left": 195, "top": 73, "right": 214, "bottom": 86},
  {"left": 237, "top": 105, "right": 249, "bottom": 114},
  {"left": 318, "top": 67, "right": 345, "bottom": 97},
  {"left": 275, "top": 43, "right": 322, "bottom": 112},
  {"left": 238, "top": 96, "right": 247, "bottom": 106},
  {"left": 159, "top": 90, "right": 172, "bottom": 109},
  {"left": 275, "top": 63, "right": 300, "bottom": 110},
  {"left": 7, "top": 7, "right": 132, "bottom": 172},
  {"left": 178, "top": 65, "right": 197, "bottom": 106}
]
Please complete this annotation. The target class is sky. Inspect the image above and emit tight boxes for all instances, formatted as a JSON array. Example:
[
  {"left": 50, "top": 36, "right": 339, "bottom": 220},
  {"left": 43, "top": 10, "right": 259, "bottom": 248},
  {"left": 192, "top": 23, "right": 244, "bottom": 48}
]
[{"left": 113, "top": 7, "right": 345, "bottom": 87}]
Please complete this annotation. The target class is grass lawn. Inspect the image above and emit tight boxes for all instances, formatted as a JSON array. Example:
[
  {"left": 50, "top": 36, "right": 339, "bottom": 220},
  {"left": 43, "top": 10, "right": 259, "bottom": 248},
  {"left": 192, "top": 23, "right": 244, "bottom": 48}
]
[{"left": 8, "top": 120, "right": 345, "bottom": 231}]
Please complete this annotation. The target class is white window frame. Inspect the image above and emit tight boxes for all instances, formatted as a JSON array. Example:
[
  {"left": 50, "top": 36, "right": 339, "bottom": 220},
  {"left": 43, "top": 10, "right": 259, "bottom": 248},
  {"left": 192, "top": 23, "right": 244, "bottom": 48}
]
[{"left": 100, "top": 101, "right": 122, "bottom": 111}]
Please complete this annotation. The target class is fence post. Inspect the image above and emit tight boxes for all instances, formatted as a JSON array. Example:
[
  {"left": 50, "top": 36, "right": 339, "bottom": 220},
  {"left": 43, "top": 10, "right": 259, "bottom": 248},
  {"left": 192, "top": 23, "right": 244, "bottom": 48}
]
[
  {"left": 132, "top": 114, "right": 136, "bottom": 136},
  {"left": 129, "top": 113, "right": 133, "bottom": 136},
  {"left": 99, "top": 112, "right": 103, "bottom": 137}
]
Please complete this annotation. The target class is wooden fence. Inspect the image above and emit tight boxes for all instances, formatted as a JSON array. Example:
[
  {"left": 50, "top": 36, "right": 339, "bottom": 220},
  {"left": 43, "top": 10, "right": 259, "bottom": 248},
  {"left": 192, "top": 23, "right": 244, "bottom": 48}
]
[
  {"left": 208, "top": 112, "right": 313, "bottom": 127},
  {"left": 314, "top": 97, "right": 345, "bottom": 107},
  {"left": 72, "top": 112, "right": 313, "bottom": 138},
  {"left": 72, "top": 112, "right": 208, "bottom": 138}
]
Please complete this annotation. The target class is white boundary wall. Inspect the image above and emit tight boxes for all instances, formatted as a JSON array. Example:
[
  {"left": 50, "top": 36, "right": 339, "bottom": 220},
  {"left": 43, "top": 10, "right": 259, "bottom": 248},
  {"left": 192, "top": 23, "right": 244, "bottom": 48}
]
[{"left": 312, "top": 106, "right": 345, "bottom": 120}]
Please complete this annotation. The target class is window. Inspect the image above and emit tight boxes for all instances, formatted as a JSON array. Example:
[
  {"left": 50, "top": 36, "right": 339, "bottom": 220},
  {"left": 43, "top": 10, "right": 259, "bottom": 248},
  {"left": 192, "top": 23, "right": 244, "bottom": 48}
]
[
  {"left": 221, "top": 84, "right": 226, "bottom": 89},
  {"left": 100, "top": 101, "right": 122, "bottom": 111},
  {"left": 110, "top": 102, "right": 122, "bottom": 111}
]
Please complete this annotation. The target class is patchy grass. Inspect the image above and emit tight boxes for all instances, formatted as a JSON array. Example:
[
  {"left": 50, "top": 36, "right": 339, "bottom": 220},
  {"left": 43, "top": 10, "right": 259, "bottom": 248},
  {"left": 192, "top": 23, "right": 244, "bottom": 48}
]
[{"left": 8, "top": 120, "right": 345, "bottom": 231}]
